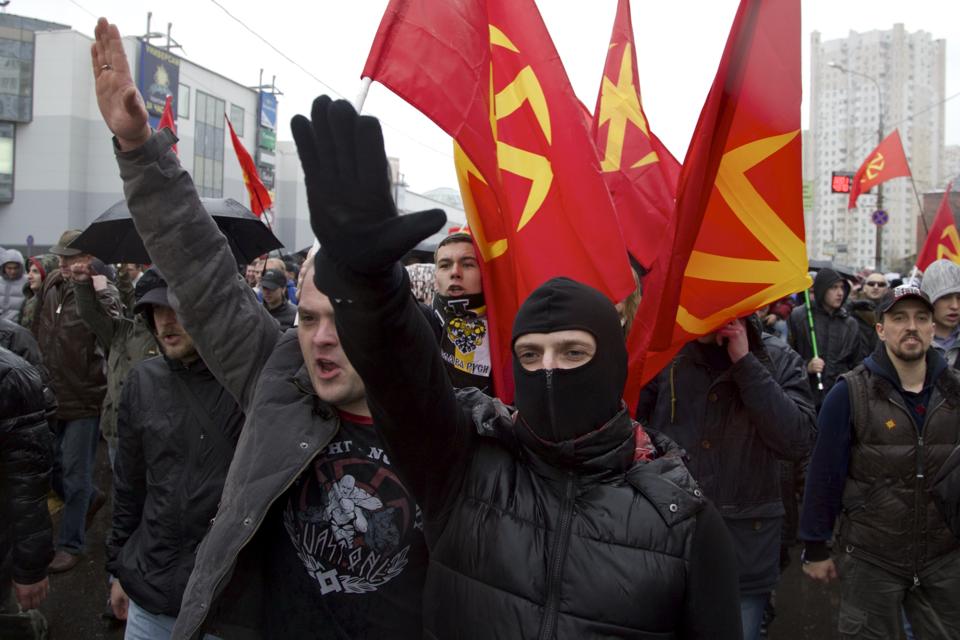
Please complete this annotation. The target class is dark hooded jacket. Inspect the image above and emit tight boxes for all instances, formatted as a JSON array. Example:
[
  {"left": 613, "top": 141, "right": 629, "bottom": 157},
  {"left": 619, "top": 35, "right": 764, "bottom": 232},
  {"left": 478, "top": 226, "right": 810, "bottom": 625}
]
[
  {"left": 106, "top": 354, "right": 244, "bottom": 616},
  {"left": 787, "top": 268, "right": 861, "bottom": 403},
  {"left": 315, "top": 268, "right": 743, "bottom": 639},
  {"left": 638, "top": 318, "right": 816, "bottom": 595},
  {"left": 0, "top": 346, "right": 54, "bottom": 602}
]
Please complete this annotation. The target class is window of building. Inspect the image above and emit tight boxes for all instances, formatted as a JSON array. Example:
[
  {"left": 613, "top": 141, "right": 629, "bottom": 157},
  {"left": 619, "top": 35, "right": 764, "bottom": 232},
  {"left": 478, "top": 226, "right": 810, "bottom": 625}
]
[
  {"left": 194, "top": 90, "right": 225, "bottom": 197},
  {"left": 178, "top": 83, "right": 190, "bottom": 119},
  {"left": 0, "top": 122, "right": 14, "bottom": 202},
  {"left": 0, "top": 25, "right": 34, "bottom": 122},
  {"left": 230, "top": 103, "right": 244, "bottom": 137}
]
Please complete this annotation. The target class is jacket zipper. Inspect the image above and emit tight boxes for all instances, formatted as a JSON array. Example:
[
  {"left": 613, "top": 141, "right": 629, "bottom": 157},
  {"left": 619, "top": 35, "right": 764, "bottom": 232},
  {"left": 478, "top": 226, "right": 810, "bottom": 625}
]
[
  {"left": 537, "top": 473, "right": 575, "bottom": 640},
  {"left": 545, "top": 369, "right": 557, "bottom": 438},
  {"left": 186, "top": 433, "right": 324, "bottom": 638},
  {"left": 889, "top": 395, "right": 944, "bottom": 588}
]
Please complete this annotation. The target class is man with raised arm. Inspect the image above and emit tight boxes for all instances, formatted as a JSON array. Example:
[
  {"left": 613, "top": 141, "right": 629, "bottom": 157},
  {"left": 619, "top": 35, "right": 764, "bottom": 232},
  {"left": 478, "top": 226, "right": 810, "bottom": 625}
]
[{"left": 92, "top": 19, "right": 427, "bottom": 639}]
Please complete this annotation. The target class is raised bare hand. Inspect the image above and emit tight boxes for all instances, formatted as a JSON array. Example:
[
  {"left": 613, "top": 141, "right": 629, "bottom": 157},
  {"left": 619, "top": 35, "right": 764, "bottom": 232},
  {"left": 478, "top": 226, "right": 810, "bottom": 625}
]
[{"left": 91, "top": 17, "right": 151, "bottom": 150}]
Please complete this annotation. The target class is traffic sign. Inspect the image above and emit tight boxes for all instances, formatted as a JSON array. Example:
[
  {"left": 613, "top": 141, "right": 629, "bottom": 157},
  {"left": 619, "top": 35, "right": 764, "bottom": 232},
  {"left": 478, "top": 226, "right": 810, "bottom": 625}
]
[{"left": 871, "top": 210, "right": 889, "bottom": 226}]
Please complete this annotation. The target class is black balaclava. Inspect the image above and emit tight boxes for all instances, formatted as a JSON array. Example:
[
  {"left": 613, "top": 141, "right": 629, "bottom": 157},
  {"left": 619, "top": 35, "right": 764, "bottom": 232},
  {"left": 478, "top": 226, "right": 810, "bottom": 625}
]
[{"left": 512, "top": 277, "right": 627, "bottom": 443}]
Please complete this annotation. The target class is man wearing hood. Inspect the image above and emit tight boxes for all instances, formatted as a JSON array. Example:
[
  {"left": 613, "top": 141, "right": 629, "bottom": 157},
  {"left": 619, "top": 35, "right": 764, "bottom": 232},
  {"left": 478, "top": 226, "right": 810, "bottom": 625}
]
[
  {"left": 799, "top": 286, "right": 960, "bottom": 638},
  {"left": 638, "top": 316, "right": 816, "bottom": 639},
  {"left": 1, "top": 248, "right": 27, "bottom": 324},
  {"left": 431, "top": 233, "right": 491, "bottom": 393},
  {"left": 105, "top": 268, "right": 242, "bottom": 638},
  {"left": 920, "top": 258, "right": 960, "bottom": 368},
  {"left": 787, "top": 268, "right": 862, "bottom": 404},
  {"left": 281, "top": 97, "right": 740, "bottom": 637}
]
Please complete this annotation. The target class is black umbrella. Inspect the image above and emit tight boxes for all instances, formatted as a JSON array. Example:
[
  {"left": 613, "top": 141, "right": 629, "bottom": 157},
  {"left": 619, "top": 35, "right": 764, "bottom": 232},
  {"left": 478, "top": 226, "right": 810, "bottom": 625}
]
[{"left": 70, "top": 198, "right": 283, "bottom": 264}]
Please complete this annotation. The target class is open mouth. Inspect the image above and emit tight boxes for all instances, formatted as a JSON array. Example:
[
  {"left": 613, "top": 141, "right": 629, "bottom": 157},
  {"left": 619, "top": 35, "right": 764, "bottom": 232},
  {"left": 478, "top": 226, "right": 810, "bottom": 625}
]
[{"left": 315, "top": 358, "right": 341, "bottom": 380}]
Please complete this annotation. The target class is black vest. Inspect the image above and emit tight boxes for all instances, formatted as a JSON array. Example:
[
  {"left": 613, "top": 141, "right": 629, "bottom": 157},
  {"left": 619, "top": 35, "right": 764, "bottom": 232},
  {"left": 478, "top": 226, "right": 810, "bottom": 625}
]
[{"left": 839, "top": 364, "right": 960, "bottom": 578}]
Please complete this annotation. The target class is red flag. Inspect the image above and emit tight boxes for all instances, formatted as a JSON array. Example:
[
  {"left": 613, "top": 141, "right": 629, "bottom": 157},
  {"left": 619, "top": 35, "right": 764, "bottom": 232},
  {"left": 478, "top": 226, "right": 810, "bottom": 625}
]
[
  {"left": 916, "top": 183, "right": 960, "bottom": 270},
  {"left": 225, "top": 115, "right": 273, "bottom": 217},
  {"left": 624, "top": 0, "right": 809, "bottom": 407},
  {"left": 365, "top": 0, "right": 635, "bottom": 403},
  {"left": 592, "top": 0, "right": 679, "bottom": 269},
  {"left": 158, "top": 94, "right": 177, "bottom": 155},
  {"left": 848, "top": 129, "right": 911, "bottom": 209}
]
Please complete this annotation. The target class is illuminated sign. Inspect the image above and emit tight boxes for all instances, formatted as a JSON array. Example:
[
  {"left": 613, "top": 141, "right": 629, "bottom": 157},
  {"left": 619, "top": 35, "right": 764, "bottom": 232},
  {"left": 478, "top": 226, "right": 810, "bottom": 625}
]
[{"left": 831, "top": 171, "right": 854, "bottom": 194}]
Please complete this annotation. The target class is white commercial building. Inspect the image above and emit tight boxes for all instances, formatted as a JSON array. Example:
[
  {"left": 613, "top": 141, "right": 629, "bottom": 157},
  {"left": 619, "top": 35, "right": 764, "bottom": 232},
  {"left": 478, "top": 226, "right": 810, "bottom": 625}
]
[
  {"left": 0, "top": 13, "right": 464, "bottom": 258},
  {"left": 809, "top": 24, "right": 946, "bottom": 271}
]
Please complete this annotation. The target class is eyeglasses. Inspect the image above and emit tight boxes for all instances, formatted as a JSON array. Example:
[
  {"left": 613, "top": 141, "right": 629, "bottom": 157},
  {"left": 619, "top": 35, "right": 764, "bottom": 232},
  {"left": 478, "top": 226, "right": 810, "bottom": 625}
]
[{"left": 864, "top": 281, "right": 888, "bottom": 288}]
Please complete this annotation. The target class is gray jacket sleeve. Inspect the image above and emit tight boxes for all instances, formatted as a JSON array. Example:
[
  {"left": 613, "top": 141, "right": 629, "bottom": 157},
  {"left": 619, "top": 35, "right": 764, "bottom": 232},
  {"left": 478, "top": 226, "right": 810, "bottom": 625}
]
[
  {"left": 73, "top": 279, "right": 124, "bottom": 349},
  {"left": 114, "top": 129, "right": 280, "bottom": 410}
]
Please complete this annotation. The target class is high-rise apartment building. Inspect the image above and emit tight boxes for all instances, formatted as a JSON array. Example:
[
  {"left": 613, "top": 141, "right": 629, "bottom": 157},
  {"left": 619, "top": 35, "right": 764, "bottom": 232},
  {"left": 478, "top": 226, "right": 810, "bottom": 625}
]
[{"left": 810, "top": 25, "right": 946, "bottom": 271}]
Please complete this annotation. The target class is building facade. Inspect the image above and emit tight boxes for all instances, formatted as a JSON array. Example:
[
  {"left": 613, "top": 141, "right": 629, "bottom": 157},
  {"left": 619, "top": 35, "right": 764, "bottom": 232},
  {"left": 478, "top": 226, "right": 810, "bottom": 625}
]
[
  {"left": 0, "top": 14, "right": 463, "bottom": 261},
  {"left": 809, "top": 24, "right": 946, "bottom": 270}
]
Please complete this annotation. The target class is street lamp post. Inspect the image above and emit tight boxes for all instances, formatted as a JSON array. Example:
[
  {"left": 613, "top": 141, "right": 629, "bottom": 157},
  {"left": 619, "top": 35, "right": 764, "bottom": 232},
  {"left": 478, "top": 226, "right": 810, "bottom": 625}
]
[{"left": 829, "top": 62, "right": 884, "bottom": 271}]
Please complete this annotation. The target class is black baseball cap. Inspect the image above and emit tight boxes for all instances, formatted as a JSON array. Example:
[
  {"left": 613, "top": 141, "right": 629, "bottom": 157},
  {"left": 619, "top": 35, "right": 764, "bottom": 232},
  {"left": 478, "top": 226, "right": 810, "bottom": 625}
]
[
  {"left": 260, "top": 268, "right": 287, "bottom": 291},
  {"left": 878, "top": 285, "right": 934, "bottom": 316}
]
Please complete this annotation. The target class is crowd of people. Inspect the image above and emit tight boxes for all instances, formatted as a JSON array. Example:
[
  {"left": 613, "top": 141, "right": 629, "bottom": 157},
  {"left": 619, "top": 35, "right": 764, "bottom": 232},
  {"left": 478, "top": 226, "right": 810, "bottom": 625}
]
[{"left": 1, "top": 16, "right": 959, "bottom": 640}]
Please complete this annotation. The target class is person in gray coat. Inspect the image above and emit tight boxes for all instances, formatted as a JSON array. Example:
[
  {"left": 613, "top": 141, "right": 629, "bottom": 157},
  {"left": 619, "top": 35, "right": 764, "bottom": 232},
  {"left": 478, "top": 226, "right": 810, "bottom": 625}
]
[
  {"left": 0, "top": 249, "right": 27, "bottom": 324},
  {"left": 92, "top": 20, "right": 429, "bottom": 639}
]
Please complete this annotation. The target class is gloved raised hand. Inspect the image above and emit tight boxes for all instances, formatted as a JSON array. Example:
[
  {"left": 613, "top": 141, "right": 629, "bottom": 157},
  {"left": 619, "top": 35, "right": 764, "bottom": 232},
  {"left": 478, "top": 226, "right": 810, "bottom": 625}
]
[{"left": 290, "top": 96, "right": 446, "bottom": 277}]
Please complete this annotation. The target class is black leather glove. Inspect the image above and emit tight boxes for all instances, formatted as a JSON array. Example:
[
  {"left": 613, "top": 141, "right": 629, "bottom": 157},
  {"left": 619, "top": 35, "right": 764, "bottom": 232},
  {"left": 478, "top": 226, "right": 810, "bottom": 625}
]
[{"left": 290, "top": 96, "right": 446, "bottom": 278}]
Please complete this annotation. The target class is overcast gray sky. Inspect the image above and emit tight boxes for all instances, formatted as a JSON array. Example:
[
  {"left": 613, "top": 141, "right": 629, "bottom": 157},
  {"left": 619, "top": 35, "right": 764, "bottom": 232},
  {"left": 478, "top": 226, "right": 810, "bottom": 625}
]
[{"left": 24, "top": 0, "right": 960, "bottom": 192}]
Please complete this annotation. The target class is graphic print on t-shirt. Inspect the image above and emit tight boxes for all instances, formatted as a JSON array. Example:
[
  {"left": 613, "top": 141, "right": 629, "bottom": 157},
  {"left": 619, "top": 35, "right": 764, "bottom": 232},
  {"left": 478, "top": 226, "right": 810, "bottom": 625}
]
[{"left": 283, "top": 433, "right": 423, "bottom": 596}]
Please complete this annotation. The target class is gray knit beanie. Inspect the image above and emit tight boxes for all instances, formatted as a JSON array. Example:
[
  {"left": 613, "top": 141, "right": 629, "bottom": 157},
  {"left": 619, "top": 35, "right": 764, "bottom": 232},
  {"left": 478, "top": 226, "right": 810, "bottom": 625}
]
[{"left": 920, "top": 259, "right": 960, "bottom": 304}]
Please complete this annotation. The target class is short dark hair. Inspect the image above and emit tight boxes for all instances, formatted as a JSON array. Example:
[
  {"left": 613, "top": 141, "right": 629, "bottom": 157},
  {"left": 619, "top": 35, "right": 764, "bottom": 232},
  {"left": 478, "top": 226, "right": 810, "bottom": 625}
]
[{"left": 434, "top": 233, "right": 474, "bottom": 262}]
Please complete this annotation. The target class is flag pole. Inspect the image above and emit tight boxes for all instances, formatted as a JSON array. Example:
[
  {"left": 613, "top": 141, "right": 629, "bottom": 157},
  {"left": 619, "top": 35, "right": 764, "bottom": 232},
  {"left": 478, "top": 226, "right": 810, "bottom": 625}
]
[
  {"left": 803, "top": 289, "right": 824, "bottom": 392},
  {"left": 354, "top": 77, "right": 373, "bottom": 114},
  {"left": 908, "top": 174, "right": 931, "bottom": 236}
]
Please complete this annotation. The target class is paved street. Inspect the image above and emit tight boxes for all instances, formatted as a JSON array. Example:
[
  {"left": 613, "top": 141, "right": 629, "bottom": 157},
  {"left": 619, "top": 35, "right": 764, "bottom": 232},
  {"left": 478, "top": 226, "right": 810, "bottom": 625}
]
[{"left": 34, "top": 439, "right": 886, "bottom": 640}]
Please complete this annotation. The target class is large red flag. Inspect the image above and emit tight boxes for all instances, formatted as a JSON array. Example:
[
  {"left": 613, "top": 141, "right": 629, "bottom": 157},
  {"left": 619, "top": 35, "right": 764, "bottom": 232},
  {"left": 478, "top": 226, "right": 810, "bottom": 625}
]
[
  {"left": 916, "top": 182, "right": 960, "bottom": 270},
  {"left": 624, "top": 0, "right": 809, "bottom": 406},
  {"left": 364, "top": 0, "right": 636, "bottom": 403},
  {"left": 158, "top": 94, "right": 177, "bottom": 155},
  {"left": 225, "top": 115, "right": 273, "bottom": 217},
  {"left": 592, "top": 0, "right": 679, "bottom": 270},
  {"left": 848, "top": 129, "right": 911, "bottom": 209}
]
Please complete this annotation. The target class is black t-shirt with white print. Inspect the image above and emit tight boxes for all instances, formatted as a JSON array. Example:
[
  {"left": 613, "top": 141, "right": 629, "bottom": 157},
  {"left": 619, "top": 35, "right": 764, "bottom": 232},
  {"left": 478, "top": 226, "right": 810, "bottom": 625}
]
[{"left": 262, "top": 410, "right": 426, "bottom": 639}]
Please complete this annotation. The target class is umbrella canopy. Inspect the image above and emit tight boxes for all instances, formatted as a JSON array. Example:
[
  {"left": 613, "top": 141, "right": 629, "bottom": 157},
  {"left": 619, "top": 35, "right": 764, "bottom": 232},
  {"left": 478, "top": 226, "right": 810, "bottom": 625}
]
[{"left": 70, "top": 198, "right": 283, "bottom": 264}]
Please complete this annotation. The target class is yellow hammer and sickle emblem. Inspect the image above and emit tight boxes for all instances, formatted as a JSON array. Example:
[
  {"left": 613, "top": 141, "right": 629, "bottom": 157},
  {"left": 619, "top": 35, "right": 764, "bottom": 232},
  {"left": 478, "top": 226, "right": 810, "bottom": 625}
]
[
  {"left": 597, "top": 43, "right": 658, "bottom": 172},
  {"left": 488, "top": 25, "right": 554, "bottom": 232},
  {"left": 937, "top": 225, "right": 960, "bottom": 262},
  {"left": 863, "top": 152, "right": 885, "bottom": 182},
  {"left": 455, "top": 26, "right": 555, "bottom": 263}
]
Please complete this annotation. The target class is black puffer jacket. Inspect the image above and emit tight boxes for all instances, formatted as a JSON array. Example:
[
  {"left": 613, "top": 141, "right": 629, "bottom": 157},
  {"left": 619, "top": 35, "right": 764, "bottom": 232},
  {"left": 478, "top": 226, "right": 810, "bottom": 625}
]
[
  {"left": 317, "top": 263, "right": 742, "bottom": 639},
  {"left": 105, "top": 355, "right": 244, "bottom": 616},
  {"left": 637, "top": 320, "right": 816, "bottom": 593},
  {"left": 787, "top": 269, "right": 861, "bottom": 403},
  {"left": 0, "top": 346, "right": 54, "bottom": 599}
]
